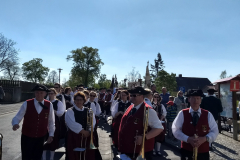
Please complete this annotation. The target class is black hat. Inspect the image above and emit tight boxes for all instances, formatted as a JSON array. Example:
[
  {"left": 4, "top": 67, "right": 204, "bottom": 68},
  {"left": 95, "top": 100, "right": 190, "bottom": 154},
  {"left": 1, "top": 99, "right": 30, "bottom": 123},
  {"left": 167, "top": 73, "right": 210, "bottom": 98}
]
[
  {"left": 207, "top": 88, "right": 217, "bottom": 93},
  {"left": 128, "top": 86, "right": 150, "bottom": 95},
  {"left": 77, "top": 84, "right": 84, "bottom": 87},
  {"left": 31, "top": 84, "right": 50, "bottom": 92},
  {"left": 185, "top": 89, "right": 204, "bottom": 97},
  {"left": 107, "top": 89, "right": 111, "bottom": 92}
]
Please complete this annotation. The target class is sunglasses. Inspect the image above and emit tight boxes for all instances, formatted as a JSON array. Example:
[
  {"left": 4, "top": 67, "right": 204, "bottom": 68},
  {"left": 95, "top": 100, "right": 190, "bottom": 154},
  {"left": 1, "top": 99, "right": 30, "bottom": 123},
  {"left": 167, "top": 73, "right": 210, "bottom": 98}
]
[
  {"left": 90, "top": 95, "right": 95, "bottom": 97},
  {"left": 54, "top": 87, "right": 59, "bottom": 89},
  {"left": 130, "top": 94, "right": 141, "bottom": 97},
  {"left": 154, "top": 96, "right": 159, "bottom": 98}
]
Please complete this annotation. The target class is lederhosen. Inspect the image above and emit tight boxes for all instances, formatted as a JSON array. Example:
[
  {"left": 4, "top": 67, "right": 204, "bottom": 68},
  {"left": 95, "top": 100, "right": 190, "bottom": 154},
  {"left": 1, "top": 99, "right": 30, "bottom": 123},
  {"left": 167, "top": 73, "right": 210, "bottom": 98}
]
[
  {"left": 43, "top": 100, "right": 61, "bottom": 151},
  {"left": 66, "top": 107, "right": 95, "bottom": 160},
  {"left": 112, "top": 101, "right": 131, "bottom": 148},
  {"left": 152, "top": 102, "right": 166, "bottom": 142}
]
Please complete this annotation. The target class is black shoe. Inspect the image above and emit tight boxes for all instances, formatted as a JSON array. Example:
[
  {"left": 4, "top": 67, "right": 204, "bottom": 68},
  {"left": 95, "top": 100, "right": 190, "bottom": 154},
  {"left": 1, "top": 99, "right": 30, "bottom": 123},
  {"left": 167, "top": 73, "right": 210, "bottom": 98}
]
[{"left": 210, "top": 147, "right": 213, "bottom": 151}]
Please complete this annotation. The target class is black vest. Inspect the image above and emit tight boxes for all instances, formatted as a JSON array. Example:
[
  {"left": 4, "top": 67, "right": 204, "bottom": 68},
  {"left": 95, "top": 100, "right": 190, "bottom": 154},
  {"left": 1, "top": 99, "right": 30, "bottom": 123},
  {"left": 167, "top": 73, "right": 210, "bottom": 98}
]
[
  {"left": 84, "top": 102, "right": 91, "bottom": 109},
  {"left": 64, "top": 95, "right": 71, "bottom": 102},
  {"left": 52, "top": 100, "right": 58, "bottom": 111},
  {"left": 72, "top": 107, "right": 88, "bottom": 130},
  {"left": 56, "top": 94, "right": 63, "bottom": 102},
  {"left": 118, "top": 101, "right": 131, "bottom": 112}
]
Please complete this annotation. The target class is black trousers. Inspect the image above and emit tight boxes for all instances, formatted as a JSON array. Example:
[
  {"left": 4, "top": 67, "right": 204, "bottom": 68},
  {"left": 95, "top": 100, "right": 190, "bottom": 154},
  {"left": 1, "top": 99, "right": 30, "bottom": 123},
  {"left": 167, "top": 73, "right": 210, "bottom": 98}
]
[
  {"left": 21, "top": 134, "right": 45, "bottom": 160},
  {"left": 125, "top": 151, "right": 153, "bottom": 160},
  {"left": 180, "top": 148, "right": 210, "bottom": 160}
]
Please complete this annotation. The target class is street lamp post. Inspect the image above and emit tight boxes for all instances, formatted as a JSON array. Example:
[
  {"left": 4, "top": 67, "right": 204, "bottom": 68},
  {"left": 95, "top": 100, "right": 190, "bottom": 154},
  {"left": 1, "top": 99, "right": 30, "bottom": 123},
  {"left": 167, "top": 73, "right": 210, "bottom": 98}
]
[{"left": 57, "top": 68, "right": 63, "bottom": 84}]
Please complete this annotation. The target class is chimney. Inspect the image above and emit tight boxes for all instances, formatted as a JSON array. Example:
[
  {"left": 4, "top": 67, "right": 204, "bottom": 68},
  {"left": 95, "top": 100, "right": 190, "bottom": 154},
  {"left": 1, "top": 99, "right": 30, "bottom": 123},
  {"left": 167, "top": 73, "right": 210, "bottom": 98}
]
[{"left": 179, "top": 74, "right": 182, "bottom": 78}]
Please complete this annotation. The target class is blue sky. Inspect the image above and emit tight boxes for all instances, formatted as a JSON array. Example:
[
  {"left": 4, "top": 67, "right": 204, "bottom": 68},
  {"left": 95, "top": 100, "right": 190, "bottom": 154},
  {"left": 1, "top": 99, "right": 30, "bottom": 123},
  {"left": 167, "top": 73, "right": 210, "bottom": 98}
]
[{"left": 0, "top": 0, "right": 239, "bottom": 84}]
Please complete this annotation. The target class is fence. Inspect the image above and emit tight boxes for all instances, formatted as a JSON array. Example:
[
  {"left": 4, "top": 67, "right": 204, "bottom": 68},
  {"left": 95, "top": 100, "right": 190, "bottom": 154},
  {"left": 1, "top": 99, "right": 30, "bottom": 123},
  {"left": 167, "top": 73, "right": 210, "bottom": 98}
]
[{"left": 0, "top": 80, "right": 53, "bottom": 103}]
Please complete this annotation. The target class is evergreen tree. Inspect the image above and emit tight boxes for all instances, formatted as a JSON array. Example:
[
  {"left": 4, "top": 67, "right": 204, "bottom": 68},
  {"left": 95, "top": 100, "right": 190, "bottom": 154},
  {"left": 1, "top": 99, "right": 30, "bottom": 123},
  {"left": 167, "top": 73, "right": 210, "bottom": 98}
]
[{"left": 150, "top": 53, "right": 165, "bottom": 80}]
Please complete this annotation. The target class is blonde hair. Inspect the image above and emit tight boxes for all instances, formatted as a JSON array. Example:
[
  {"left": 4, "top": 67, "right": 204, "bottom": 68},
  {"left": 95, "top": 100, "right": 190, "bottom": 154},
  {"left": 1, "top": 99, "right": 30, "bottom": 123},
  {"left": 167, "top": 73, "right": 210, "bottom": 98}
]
[
  {"left": 169, "top": 96, "right": 174, "bottom": 101},
  {"left": 177, "top": 90, "right": 183, "bottom": 97},
  {"left": 49, "top": 88, "right": 57, "bottom": 94}
]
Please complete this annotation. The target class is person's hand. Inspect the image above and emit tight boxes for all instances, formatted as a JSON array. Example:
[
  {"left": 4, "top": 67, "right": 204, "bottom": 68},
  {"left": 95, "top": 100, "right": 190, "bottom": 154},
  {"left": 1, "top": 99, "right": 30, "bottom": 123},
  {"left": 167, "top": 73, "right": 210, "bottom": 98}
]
[
  {"left": 160, "top": 115, "right": 165, "bottom": 121},
  {"left": 12, "top": 124, "right": 20, "bottom": 131},
  {"left": 135, "top": 135, "right": 143, "bottom": 145},
  {"left": 47, "top": 136, "right": 53, "bottom": 144},
  {"left": 187, "top": 136, "right": 198, "bottom": 147},
  {"left": 82, "top": 130, "right": 90, "bottom": 138},
  {"left": 195, "top": 136, "right": 207, "bottom": 148}
]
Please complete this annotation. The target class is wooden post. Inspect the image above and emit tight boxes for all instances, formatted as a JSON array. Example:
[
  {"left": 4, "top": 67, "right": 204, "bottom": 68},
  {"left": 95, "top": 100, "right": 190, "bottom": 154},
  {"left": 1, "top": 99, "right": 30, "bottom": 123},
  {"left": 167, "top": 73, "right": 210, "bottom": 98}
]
[
  {"left": 218, "top": 83, "right": 222, "bottom": 133},
  {"left": 232, "top": 91, "right": 238, "bottom": 140}
]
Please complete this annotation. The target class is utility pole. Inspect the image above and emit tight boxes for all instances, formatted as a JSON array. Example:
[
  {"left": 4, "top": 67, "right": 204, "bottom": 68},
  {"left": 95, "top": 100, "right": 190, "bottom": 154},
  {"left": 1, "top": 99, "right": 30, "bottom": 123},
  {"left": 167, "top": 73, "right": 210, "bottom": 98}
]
[{"left": 57, "top": 68, "right": 63, "bottom": 84}]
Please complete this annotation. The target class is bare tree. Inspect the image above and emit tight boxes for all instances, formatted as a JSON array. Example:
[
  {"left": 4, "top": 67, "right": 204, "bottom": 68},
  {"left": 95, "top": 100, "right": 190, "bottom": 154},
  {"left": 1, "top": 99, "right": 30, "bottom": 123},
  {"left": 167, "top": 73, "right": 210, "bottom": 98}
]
[
  {"left": 0, "top": 33, "right": 19, "bottom": 72},
  {"left": 46, "top": 70, "right": 59, "bottom": 85},
  {"left": 3, "top": 60, "right": 21, "bottom": 80},
  {"left": 127, "top": 67, "right": 141, "bottom": 82}
]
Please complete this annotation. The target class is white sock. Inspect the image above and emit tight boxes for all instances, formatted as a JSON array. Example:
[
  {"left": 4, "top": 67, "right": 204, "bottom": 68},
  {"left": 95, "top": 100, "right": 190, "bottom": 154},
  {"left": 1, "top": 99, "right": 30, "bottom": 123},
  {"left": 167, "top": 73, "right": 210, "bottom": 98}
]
[
  {"left": 42, "top": 150, "right": 47, "bottom": 160},
  {"left": 50, "top": 151, "right": 55, "bottom": 160},
  {"left": 156, "top": 142, "right": 161, "bottom": 151}
]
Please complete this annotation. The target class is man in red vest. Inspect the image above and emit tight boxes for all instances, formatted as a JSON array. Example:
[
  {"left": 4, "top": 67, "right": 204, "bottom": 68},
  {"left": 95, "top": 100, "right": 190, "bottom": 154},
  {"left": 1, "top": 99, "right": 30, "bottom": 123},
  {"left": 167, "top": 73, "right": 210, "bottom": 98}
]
[
  {"left": 118, "top": 86, "right": 163, "bottom": 160},
  {"left": 172, "top": 89, "right": 218, "bottom": 160},
  {"left": 12, "top": 84, "right": 55, "bottom": 160}
]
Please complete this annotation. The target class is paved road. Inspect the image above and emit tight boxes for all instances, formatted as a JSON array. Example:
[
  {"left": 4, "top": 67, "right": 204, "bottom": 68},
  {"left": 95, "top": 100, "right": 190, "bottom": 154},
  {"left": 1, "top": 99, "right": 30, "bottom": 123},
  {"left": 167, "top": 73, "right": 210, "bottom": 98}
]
[{"left": 0, "top": 103, "right": 180, "bottom": 160}]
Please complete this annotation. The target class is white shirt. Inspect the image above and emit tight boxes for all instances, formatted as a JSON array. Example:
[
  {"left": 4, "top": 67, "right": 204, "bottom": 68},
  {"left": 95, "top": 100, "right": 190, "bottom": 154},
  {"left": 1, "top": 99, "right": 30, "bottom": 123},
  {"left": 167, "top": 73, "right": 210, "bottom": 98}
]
[
  {"left": 144, "top": 98, "right": 152, "bottom": 107},
  {"left": 172, "top": 107, "right": 219, "bottom": 143},
  {"left": 51, "top": 99, "right": 65, "bottom": 117},
  {"left": 132, "top": 102, "right": 164, "bottom": 129},
  {"left": 111, "top": 100, "right": 131, "bottom": 117},
  {"left": 12, "top": 98, "right": 55, "bottom": 136},
  {"left": 65, "top": 105, "right": 96, "bottom": 134},
  {"left": 89, "top": 99, "right": 102, "bottom": 116},
  {"left": 152, "top": 103, "right": 167, "bottom": 117}
]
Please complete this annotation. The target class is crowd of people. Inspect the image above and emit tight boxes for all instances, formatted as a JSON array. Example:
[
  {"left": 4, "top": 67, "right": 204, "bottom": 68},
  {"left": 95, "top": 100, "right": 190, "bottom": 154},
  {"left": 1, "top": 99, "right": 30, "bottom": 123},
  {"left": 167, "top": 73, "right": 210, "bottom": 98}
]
[{"left": 11, "top": 82, "right": 223, "bottom": 160}]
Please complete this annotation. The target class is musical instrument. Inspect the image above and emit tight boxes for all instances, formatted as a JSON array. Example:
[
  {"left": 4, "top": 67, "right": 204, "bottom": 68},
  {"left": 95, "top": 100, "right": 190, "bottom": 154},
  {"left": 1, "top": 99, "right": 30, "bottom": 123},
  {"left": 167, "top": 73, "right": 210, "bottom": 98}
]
[
  {"left": 133, "top": 130, "right": 138, "bottom": 158},
  {"left": 136, "top": 105, "right": 149, "bottom": 160},
  {"left": 87, "top": 108, "right": 96, "bottom": 149},
  {"left": 0, "top": 133, "right": 3, "bottom": 160},
  {"left": 192, "top": 134, "right": 198, "bottom": 160}
]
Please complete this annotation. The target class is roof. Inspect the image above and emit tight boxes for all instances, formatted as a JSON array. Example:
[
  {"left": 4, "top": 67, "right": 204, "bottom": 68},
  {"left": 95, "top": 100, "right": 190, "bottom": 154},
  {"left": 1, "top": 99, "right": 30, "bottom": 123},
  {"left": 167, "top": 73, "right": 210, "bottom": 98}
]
[
  {"left": 176, "top": 77, "right": 212, "bottom": 91},
  {"left": 213, "top": 74, "right": 240, "bottom": 84}
]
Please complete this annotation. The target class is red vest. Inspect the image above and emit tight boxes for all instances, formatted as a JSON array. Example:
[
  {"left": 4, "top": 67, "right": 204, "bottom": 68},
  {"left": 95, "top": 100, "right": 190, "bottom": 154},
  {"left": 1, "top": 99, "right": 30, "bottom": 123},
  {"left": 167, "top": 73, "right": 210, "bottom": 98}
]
[
  {"left": 98, "top": 93, "right": 105, "bottom": 101},
  {"left": 181, "top": 108, "right": 210, "bottom": 153},
  {"left": 22, "top": 99, "right": 50, "bottom": 138},
  {"left": 118, "top": 102, "right": 155, "bottom": 153}
]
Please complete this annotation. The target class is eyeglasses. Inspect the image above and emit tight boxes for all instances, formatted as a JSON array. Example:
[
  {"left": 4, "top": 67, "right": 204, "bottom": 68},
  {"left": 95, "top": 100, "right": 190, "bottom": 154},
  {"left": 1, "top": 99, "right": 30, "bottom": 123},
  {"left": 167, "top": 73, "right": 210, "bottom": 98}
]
[
  {"left": 130, "top": 94, "right": 141, "bottom": 97},
  {"left": 90, "top": 95, "right": 95, "bottom": 97}
]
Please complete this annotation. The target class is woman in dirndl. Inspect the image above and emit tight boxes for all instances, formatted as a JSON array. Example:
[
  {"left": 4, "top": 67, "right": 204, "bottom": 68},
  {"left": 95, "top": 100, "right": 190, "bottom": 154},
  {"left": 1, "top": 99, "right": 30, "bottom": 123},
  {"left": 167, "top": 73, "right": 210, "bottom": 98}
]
[
  {"left": 111, "top": 90, "right": 131, "bottom": 149},
  {"left": 42, "top": 88, "right": 65, "bottom": 160},
  {"left": 65, "top": 91, "right": 96, "bottom": 160},
  {"left": 152, "top": 92, "right": 167, "bottom": 156}
]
